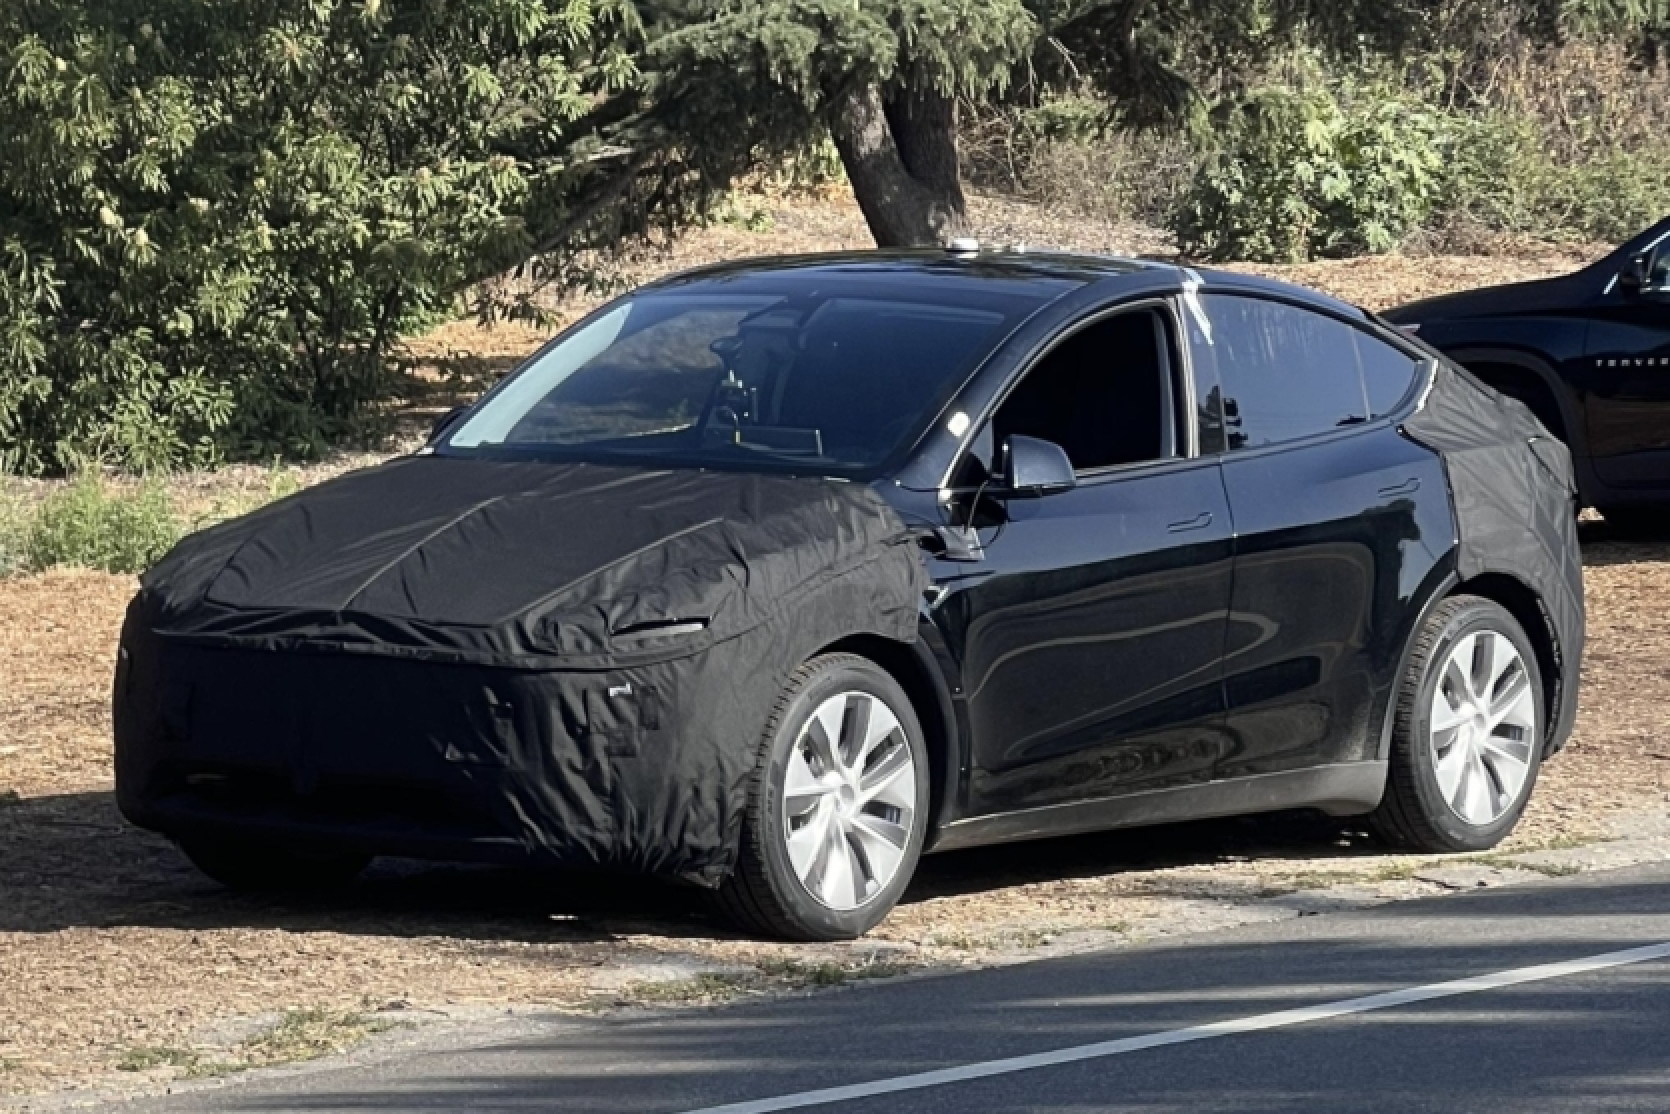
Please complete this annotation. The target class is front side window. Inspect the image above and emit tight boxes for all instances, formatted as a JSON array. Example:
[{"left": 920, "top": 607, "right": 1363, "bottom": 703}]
[
  {"left": 959, "top": 307, "right": 1178, "bottom": 482},
  {"left": 1190, "top": 295, "right": 1423, "bottom": 451},
  {"left": 445, "top": 284, "right": 1052, "bottom": 478}
]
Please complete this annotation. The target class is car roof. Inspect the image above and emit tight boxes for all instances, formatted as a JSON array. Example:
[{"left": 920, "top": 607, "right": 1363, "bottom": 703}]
[
  {"left": 646, "top": 249, "right": 1163, "bottom": 289},
  {"left": 643, "top": 249, "right": 1372, "bottom": 323}
]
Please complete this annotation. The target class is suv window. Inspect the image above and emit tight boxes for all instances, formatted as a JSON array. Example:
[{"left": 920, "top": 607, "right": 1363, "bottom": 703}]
[
  {"left": 960, "top": 308, "right": 1178, "bottom": 482},
  {"left": 1190, "top": 295, "right": 1422, "bottom": 450}
]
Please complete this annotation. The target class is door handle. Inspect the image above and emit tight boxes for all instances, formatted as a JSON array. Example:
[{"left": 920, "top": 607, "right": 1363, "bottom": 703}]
[
  {"left": 1167, "top": 511, "right": 1214, "bottom": 534},
  {"left": 1378, "top": 477, "right": 1421, "bottom": 498}
]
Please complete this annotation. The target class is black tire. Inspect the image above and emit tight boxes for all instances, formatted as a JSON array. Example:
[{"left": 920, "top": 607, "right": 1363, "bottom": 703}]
[
  {"left": 1600, "top": 504, "right": 1670, "bottom": 539},
  {"left": 713, "top": 653, "right": 930, "bottom": 941},
  {"left": 1371, "top": 595, "right": 1545, "bottom": 853},
  {"left": 179, "top": 838, "right": 370, "bottom": 893}
]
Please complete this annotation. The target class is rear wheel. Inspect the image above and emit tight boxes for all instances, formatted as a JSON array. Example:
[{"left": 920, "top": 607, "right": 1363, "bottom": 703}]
[
  {"left": 714, "top": 653, "right": 929, "bottom": 941},
  {"left": 179, "top": 838, "right": 370, "bottom": 892},
  {"left": 1371, "top": 595, "right": 1544, "bottom": 853}
]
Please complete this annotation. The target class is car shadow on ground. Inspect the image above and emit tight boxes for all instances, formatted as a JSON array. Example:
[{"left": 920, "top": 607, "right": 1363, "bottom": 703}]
[{"left": 0, "top": 787, "right": 1382, "bottom": 942}]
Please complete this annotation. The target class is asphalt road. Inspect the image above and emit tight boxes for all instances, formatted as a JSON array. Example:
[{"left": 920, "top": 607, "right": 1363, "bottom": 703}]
[{"left": 116, "top": 861, "right": 1670, "bottom": 1114}]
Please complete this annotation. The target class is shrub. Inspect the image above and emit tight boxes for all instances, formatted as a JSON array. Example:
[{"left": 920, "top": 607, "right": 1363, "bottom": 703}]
[
  {"left": 1174, "top": 80, "right": 1449, "bottom": 263},
  {"left": 962, "top": 95, "right": 1199, "bottom": 228},
  {"left": 1438, "top": 111, "right": 1670, "bottom": 246},
  {"left": 1167, "top": 34, "right": 1670, "bottom": 261},
  {"left": 23, "top": 476, "right": 182, "bottom": 574}
]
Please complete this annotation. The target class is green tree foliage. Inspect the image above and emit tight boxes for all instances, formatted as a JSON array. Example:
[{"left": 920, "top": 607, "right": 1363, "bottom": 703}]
[
  {"left": 649, "top": 1, "right": 1036, "bottom": 246},
  {"left": 651, "top": 1, "right": 1670, "bottom": 248},
  {"left": 1172, "top": 6, "right": 1670, "bottom": 262},
  {"left": 0, "top": 0, "right": 643, "bottom": 474},
  {"left": 645, "top": 1, "right": 1469, "bottom": 246}
]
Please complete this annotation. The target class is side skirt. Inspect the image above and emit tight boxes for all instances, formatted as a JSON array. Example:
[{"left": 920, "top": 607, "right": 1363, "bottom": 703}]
[{"left": 926, "top": 761, "right": 1387, "bottom": 854}]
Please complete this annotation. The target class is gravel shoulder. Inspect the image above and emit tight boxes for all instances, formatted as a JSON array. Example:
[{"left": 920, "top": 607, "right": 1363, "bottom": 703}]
[{"left": 3, "top": 195, "right": 1665, "bottom": 1105}]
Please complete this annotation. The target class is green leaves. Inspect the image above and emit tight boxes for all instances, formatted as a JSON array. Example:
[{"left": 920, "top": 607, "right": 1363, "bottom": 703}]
[
  {"left": 648, "top": 0, "right": 1034, "bottom": 140},
  {"left": 1176, "top": 75, "right": 1450, "bottom": 262},
  {"left": 1, "top": 0, "right": 638, "bottom": 475}
]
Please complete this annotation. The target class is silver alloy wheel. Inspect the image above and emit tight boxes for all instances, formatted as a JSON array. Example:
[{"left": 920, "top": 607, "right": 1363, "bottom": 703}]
[
  {"left": 781, "top": 690, "right": 918, "bottom": 911},
  {"left": 1429, "top": 629, "right": 1538, "bottom": 826}
]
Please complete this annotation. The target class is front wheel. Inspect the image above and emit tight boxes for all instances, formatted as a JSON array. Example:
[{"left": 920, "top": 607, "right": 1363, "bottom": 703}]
[
  {"left": 1371, "top": 595, "right": 1544, "bottom": 853},
  {"left": 714, "top": 653, "right": 929, "bottom": 940}
]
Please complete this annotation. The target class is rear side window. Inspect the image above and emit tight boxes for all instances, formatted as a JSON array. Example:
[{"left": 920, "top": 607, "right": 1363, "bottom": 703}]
[
  {"left": 1201, "top": 296, "right": 1363, "bottom": 449},
  {"left": 1191, "top": 295, "right": 1422, "bottom": 450}
]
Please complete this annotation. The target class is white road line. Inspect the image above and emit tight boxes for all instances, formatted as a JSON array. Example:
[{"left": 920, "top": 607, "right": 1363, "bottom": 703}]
[{"left": 676, "top": 941, "right": 1670, "bottom": 1114}]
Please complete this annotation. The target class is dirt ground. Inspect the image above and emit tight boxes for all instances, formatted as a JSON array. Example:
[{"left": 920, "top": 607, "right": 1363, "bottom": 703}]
[{"left": 3, "top": 194, "right": 1666, "bottom": 1104}]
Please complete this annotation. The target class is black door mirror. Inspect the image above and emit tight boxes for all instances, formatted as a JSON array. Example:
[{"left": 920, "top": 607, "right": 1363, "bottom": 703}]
[
  {"left": 1002, "top": 435, "right": 1077, "bottom": 496},
  {"left": 429, "top": 404, "right": 467, "bottom": 443},
  {"left": 1621, "top": 249, "right": 1669, "bottom": 299}
]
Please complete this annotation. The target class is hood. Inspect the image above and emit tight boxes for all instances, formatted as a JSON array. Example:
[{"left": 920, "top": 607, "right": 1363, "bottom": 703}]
[
  {"left": 138, "top": 457, "right": 920, "bottom": 666},
  {"left": 1387, "top": 215, "right": 1670, "bottom": 326},
  {"left": 1382, "top": 273, "right": 1585, "bottom": 325}
]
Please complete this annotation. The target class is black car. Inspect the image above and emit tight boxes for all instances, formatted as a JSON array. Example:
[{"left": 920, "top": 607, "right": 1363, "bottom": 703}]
[
  {"left": 1385, "top": 216, "right": 1670, "bottom": 528},
  {"left": 115, "top": 251, "right": 1584, "bottom": 941}
]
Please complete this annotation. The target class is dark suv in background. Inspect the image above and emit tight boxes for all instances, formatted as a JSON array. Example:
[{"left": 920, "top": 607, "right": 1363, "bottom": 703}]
[{"left": 1385, "top": 216, "right": 1670, "bottom": 530}]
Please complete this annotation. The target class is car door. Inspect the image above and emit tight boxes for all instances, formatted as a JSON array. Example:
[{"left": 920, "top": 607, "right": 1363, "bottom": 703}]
[
  {"left": 1584, "top": 239, "right": 1670, "bottom": 490},
  {"left": 927, "top": 302, "right": 1236, "bottom": 818},
  {"left": 1186, "top": 293, "right": 1452, "bottom": 780}
]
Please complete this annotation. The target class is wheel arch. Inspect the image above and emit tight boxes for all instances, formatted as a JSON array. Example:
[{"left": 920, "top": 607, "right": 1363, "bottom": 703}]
[
  {"left": 1376, "top": 565, "right": 1461, "bottom": 764},
  {"left": 1441, "top": 346, "right": 1604, "bottom": 508},
  {"left": 1375, "top": 563, "right": 1567, "bottom": 795},
  {"left": 1450, "top": 571, "right": 1566, "bottom": 755},
  {"left": 819, "top": 632, "right": 962, "bottom": 839},
  {"left": 1447, "top": 345, "right": 1587, "bottom": 441}
]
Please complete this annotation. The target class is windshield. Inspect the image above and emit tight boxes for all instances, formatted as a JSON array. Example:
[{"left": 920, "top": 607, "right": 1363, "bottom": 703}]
[{"left": 441, "top": 280, "right": 1054, "bottom": 477}]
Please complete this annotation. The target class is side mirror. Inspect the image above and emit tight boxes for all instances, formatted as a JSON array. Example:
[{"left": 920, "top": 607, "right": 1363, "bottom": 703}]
[
  {"left": 1001, "top": 435, "right": 1076, "bottom": 497},
  {"left": 1621, "top": 250, "right": 1669, "bottom": 299},
  {"left": 429, "top": 404, "right": 468, "bottom": 443}
]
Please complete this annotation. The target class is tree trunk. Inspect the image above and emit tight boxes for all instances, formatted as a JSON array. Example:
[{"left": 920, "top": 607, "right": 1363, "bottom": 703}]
[
  {"left": 883, "top": 84, "right": 966, "bottom": 216},
  {"left": 827, "top": 82, "right": 967, "bottom": 248}
]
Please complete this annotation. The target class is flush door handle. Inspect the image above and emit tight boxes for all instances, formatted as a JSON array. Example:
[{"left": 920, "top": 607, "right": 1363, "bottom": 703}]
[{"left": 1167, "top": 511, "right": 1214, "bottom": 534}]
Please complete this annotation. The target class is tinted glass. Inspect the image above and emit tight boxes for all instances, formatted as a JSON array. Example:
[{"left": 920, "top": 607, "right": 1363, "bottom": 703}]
[
  {"left": 1358, "top": 328, "right": 1424, "bottom": 417},
  {"left": 988, "top": 310, "right": 1173, "bottom": 474},
  {"left": 1203, "top": 295, "right": 1367, "bottom": 449},
  {"left": 444, "top": 280, "right": 1054, "bottom": 478}
]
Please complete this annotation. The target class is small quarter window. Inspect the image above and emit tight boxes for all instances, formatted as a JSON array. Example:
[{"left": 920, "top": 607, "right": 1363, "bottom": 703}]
[{"left": 1357, "top": 328, "right": 1424, "bottom": 418}]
